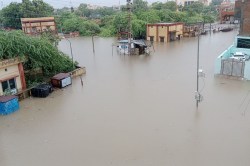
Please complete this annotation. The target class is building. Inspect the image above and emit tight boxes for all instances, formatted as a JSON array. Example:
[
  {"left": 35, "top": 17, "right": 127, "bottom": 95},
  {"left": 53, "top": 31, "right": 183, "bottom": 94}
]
[
  {"left": 219, "top": 0, "right": 235, "bottom": 24},
  {"left": 183, "top": 24, "right": 200, "bottom": 37},
  {"left": 146, "top": 23, "right": 184, "bottom": 43},
  {"left": 215, "top": 36, "right": 250, "bottom": 80},
  {"left": 177, "top": 0, "right": 211, "bottom": 6},
  {"left": 0, "top": 58, "right": 26, "bottom": 96},
  {"left": 21, "top": 17, "right": 57, "bottom": 35},
  {"left": 235, "top": 0, "right": 250, "bottom": 36}
]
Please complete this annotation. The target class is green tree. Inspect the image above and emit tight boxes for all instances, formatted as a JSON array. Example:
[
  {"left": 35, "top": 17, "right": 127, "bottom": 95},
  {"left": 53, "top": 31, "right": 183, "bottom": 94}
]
[
  {"left": 136, "top": 10, "right": 161, "bottom": 23},
  {"left": 131, "top": 19, "right": 147, "bottom": 39},
  {"left": 62, "top": 16, "right": 100, "bottom": 36},
  {"left": 21, "top": 0, "right": 54, "bottom": 18},
  {"left": 132, "top": 0, "right": 148, "bottom": 13},
  {"left": 183, "top": 2, "right": 204, "bottom": 14},
  {"left": 74, "top": 3, "right": 92, "bottom": 17},
  {"left": 112, "top": 12, "right": 130, "bottom": 33},
  {"left": 0, "top": 30, "right": 75, "bottom": 76},
  {"left": 1, "top": 2, "right": 23, "bottom": 29},
  {"left": 151, "top": 1, "right": 177, "bottom": 11}
]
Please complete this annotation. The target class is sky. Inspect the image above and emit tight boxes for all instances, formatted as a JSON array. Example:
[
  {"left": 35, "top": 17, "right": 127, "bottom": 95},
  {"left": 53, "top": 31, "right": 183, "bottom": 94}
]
[{"left": 0, "top": 0, "right": 170, "bottom": 9}]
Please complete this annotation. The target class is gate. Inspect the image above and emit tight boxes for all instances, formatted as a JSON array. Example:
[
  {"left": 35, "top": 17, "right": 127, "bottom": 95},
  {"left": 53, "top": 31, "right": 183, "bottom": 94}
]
[{"left": 221, "top": 59, "right": 245, "bottom": 77}]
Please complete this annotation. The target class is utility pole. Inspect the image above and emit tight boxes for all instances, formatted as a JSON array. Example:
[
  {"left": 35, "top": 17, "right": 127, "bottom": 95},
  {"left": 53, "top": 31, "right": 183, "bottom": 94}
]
[
  {"left": 196, "top": 31, "right": 200, "bottom": 108},
  {"left": 195, "top": 23, "right": 204, "bottom": 108},
  {"left": 126, "top": 0, "right": 132, "bottom": 55}
]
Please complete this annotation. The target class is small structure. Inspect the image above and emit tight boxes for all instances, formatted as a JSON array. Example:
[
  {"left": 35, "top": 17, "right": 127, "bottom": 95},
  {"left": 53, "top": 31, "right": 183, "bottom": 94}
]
[
  {"left": 183, "top": 24, "right": 199, "bottom": 37},
  {"left": 51, "top": 73, "right": 72, "bottom": 88},
  {"left": 146, "top": 23, "right": 184, "bottom": 43},
  {"left": 21, "top": 17, "right": 57, "bottom": 35},
  {"left": 215, "top": 36, "right": 250, "bottom": 79},
  {"left": 0, "top": 57, "right": 26, "bottom": 96},
  {"left": 0, "top": 95, "right": 19, "bottom": 115},
  {"left": 117, "top": 39, "right": 149, "bottom": 55}
]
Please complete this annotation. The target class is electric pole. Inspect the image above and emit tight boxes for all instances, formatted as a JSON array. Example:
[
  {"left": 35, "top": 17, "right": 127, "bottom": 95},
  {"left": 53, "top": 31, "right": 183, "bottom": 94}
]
[{"left": 126, "top": 0, "right": 132, "bottom": 55}]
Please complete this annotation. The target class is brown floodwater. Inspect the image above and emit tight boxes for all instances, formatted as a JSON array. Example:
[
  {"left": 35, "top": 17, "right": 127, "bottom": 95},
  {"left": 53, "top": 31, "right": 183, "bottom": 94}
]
[{"left": 1, "top": 29, "right": 250, "bottom": 166}]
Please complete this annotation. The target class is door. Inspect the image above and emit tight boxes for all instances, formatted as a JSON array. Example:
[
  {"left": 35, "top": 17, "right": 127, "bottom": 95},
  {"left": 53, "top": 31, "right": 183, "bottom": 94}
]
[
  {"left": 221, "top": 59, "right": 245, "bottom": 77},
  {"left": 160, "top": 37, "right": 165, "bottom": 42},
  {"left": 149, "top": 36, "right": 154, "bottom": 42}
]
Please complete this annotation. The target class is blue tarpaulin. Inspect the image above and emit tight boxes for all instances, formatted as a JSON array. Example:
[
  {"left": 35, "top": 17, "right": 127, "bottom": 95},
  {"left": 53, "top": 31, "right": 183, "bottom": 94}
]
[{"left": 0, "top": 96, "right": 19, "bottom": 115}]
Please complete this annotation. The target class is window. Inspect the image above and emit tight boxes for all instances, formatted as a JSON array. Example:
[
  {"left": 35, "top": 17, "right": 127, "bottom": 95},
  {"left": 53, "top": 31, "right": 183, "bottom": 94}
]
[
  {"left": 2, "top": 78, "right": 16, "bottom": 93},
  {"left": 237, "top": 38, "right": 250, "bottom": 49}
]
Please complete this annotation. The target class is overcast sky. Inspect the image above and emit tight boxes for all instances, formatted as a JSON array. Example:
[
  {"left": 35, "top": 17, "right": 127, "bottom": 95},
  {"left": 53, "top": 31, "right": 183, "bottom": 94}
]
[{"left": 0, "top": 0, "right": 169, "bottom": 9}]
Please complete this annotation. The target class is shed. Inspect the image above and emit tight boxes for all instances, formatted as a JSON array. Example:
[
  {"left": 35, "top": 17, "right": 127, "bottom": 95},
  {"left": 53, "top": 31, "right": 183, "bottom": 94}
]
[
  {"left": 0, "top": 95, "right": 19, "bottom": 115},
  {"left": 51, "top": 73, "right": 72, "bottom": 88}
]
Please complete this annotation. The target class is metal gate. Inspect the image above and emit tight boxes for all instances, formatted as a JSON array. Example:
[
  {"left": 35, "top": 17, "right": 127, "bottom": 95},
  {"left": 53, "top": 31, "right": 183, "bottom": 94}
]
[{"left": 221, "top": 59, "right": 245, "bottom": 77}]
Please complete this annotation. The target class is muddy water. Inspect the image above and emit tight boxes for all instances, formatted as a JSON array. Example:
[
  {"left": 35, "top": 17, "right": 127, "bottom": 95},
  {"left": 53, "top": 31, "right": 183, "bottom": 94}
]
[{"left": 1, "top": 30, "right": 250, "bottom": 166}]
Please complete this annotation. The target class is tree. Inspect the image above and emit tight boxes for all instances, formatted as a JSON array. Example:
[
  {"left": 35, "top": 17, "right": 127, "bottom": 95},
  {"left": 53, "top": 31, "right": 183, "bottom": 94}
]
[
  {"left": 132, "top": 0, "right": 148, "bottom": 13},
  {"left": 1, "top": 0, "right": 54, "bottom": 29},
  {"left": 21, "top": 0, "right": 54, "bottom": 18},
  {"left": 112, "top": 12, "right": 130, "bottom": 33},
  {"left": 0, "top": 30, "right": 75, "bottom": 76},
  {"left": 62, "top": 16, "right": 100, "bottom": 36},
  {"left": 136, "top": 10, "right": 161, "bottom": 23},
  {"left": 1, "top": 2, "right": 23, "bottom": 29},
  {"left": 152, "top": 1, "right": 177, "bottom": 11},
  {"left": 74, "top": 3, "right": 92, "bottom": 17},
  {"left": 131, "top": 19, "right": 147, "bottom": 39},
  {"left": 183, "top": 2, "right": 204, "bottom": 14}
]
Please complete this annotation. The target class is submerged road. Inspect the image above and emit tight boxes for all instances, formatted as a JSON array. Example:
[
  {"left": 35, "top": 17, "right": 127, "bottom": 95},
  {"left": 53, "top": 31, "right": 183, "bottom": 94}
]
[{"left": 1, "top": 29, "right": 250, "bottom": 166}]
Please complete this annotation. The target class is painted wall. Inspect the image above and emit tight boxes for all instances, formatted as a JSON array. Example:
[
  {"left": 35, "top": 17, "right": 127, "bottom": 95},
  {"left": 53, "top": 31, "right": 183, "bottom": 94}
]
[
  {"left": 147, "top": 25, "right": 157, "bottom": 41},
  {"left": 158, "top": 26, "right": 168, "bottom": 42},
  {"left": 0, "top": 64, "right": 22, "bottom": 96},
  {"left": 147, "top": 23, "right": 183, "bottom": 43}
]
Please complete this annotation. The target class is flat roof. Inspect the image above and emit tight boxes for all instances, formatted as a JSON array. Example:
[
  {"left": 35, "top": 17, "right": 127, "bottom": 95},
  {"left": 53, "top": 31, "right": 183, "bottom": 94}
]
[
  {"left": 147, "top": 22, "right": 184, "bottom": 26},
  {"left": 21, "top": 17, "right": 55, "bottom": 23}
]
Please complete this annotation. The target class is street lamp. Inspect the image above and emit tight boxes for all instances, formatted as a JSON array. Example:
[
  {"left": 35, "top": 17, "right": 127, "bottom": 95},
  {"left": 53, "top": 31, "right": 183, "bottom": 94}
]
[
  {"left": 64, "top": 37, "right": 74, "bottom": 68},
  {"left": 195, "top": 22, "right": 204, "bottom": 108}
]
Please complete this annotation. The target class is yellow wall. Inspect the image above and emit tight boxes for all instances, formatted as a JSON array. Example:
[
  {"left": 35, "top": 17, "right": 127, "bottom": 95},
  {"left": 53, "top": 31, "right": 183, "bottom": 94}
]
[
  {"left": 147, "top": 24, "right": 183, "bottom": 43},
  {"left": 158, "top": 26, "right": 168, "bottom": 42},
  {"left": 147, "top": 26, "right": 157, "bottom": 41},
  {"left": 0, "top": 64, "right": 22, "bottom": 96}
]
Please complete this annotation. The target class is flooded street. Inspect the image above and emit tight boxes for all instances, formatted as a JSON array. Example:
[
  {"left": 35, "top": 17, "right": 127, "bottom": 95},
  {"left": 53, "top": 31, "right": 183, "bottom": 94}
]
[{"left": 1, "top": 30, "right": 250, "bottom": 166}]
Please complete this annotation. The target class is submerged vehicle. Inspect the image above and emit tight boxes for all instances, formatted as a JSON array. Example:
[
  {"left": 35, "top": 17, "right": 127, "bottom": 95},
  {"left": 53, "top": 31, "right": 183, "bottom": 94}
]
[{"left": 220, "top": 27, "right": 233, "bottom": 32}]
